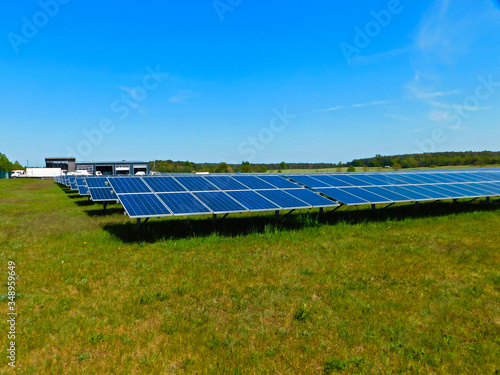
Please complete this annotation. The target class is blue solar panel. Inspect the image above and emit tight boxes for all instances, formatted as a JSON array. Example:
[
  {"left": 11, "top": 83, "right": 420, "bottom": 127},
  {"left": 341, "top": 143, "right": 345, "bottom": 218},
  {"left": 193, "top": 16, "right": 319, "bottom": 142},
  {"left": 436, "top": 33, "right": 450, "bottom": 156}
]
[
  {"left": 354, "top": 175, "right": 392, "bottom": 186},
  {"left": 333, "top": 175, "right": 372, "bottom": 187},
  {"left": 90, "top": 188, "right": 117, "bottom": 202},
  {"left": 288, "top": 175, "right": 332, "bottom": 188},
  {"left": 204, "top": 176, "right": 249, "bottom": 190},
  {"left": 340, "top": 187, "right": 393, "bottom": 203},
  {"left": 143, "top": 177, "right": 186, "bottom": 192},
  {"left": 119, "top": 194, "right": 171, "bottom": 218},
  {"left": 193, "top": 191, "right": 248, "bottom": 213},
  {"left": 392, "top": 186, "right": 434, "bottom": 200},
  {"left": 232, "top": 175, "right": 276, "bottom": 189},
  {"left": 86, "top": 177, "right": 109, "bottom": 188},
  {"left": 315, "top": 187, "right": 370, "bottom": 205},
  {"left": 394, "top": 173, "right": 436, "bottom": 185},
  {"left": 257, "top": 176, "right": 301, "bottom": 189},
  {"left": 422, "top": 174, "right": 456, "bottom": 183},
  {"left": 308, "top": 175, "right": 340, "bottom": 187},
  {"left": 226, "top": 190, "right": 281, "bottom": 211},
  {"left": 282, "top": 189, "right": 339, "bottom": 207},
  {"left": 109, "top": 177, "right": 151, "bottom": 194},
  {"left": 174, "top": 176, "right": 219, "bottom": 191},
  {"left": 441, "top": 173, "right": 472, "bottom": 183},
  {"left": 482, "top": 182, "right": 500, "bottom": 194},
  {"left": 256, "top": 190, "right": 311, "bottom": 209},
  {"left": 458, "top": 183, "right": 498, "bottom": 196},
  {"left": 78, "top": 185, "right": 90, "bottom": 196},
  {"left": 443, "top": 184, "right": 484, "bottom": 198},
  {"left": 361, "top": 186, "right": 413, "bottom": 202},
  {"left": 157, "top": 192, "right": 211, "bottom": 215},
  {"left": 403, "top": 185, "right": 450, "bottom": 199},
  {"left": 321, "top": 175, "right": 357, "bottom": 187}
]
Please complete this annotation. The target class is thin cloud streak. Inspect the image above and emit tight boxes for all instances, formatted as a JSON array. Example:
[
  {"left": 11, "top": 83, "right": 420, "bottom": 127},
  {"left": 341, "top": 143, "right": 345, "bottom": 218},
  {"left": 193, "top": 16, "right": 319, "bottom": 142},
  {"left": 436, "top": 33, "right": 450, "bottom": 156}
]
[{"left": 318, "top": 99, "right": 393, "bottom": 112}]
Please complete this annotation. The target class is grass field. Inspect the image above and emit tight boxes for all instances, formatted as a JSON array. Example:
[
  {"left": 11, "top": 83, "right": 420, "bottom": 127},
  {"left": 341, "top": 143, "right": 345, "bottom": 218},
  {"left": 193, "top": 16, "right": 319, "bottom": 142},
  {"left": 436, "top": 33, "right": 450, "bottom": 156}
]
[
  {"left": 284, "top": 164, "right": 500, "bottom": 173},
  {"left": 1, "top": 179, "right": 500, "bottom": 374}
]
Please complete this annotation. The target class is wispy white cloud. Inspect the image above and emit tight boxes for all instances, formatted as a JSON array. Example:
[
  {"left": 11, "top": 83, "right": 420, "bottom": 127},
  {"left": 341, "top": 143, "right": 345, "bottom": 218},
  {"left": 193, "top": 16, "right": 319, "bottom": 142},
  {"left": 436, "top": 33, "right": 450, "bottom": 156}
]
[
  {"left": 416, "top": 89, "right": 461, "bottom": 98},
  {"left": 318, "top": 99, "right": 393, "bottom": 112},
  {"left": 169, "top": 90, "right": 200, "bottom": 103}
]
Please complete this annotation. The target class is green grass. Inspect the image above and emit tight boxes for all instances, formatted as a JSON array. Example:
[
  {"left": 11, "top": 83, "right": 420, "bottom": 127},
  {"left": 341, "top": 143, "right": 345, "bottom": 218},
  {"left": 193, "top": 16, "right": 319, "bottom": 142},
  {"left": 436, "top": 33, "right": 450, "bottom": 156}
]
[
  {"left": 285, "top": 164, "right": 500, "bottom": 173},
  {"left": 1, "top": 179, "right": 500, "bottom": 374}
]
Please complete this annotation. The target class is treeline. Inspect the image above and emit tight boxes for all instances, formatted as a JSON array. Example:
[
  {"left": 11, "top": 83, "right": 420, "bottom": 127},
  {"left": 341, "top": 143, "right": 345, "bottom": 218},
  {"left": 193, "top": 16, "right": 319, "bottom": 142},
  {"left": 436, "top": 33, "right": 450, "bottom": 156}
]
[
  {"left": 349, "top": 151, "right": 500, "bottom": 169},
  {"left": 0, "top": 153, "right": 23, "bottom": 172},
  {"left": 149, "top": 160, "right": 337, "bottom": 173}
]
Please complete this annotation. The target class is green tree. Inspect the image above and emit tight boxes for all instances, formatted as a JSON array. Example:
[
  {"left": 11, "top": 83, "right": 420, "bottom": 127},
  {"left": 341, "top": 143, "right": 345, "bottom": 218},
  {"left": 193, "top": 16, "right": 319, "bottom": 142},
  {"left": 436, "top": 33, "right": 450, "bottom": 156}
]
[
  {"left": 0, "top": 153, "right": 14, "bottom": 172},
  {"left": 240, "top": 161, "right": 251, "bottom": 173},
  {"left": 259, "top": 165, "right": 268, "bottom": 173},
  {"left": 215, "top": 162, "right": 229, "bottom": 173},
  {"left": 346, "top": 165, "right": 356, "bottom": 172},
  {"left": 279, "top": 161, "right": 288, "bottom": 170}
]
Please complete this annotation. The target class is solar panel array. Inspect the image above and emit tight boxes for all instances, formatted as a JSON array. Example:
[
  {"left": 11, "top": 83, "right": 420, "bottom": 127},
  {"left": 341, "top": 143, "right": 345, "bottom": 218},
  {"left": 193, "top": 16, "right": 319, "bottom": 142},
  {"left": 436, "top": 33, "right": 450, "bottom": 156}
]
[
  {"left": 108, "top": 175, "right": 339, "bottom": 218},
  {"left": 55, "top": 169, "right": 500, "bottom": 222}
]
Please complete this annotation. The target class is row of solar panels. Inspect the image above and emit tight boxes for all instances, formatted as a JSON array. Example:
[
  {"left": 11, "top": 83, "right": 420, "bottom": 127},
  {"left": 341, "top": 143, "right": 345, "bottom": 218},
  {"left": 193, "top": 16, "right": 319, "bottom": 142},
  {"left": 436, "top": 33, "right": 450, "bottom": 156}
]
[
  {"left": 55, "top": 174, "right": 340, "bottom": 218},
  {"left": 55, "top": 169, "right": 500, "bottom": 218}
]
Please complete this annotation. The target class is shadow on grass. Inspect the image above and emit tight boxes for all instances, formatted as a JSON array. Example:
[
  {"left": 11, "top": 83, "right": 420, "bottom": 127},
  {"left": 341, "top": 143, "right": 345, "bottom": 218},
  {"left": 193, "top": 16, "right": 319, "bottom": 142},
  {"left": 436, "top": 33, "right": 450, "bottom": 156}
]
[{"left": 102, "top": 198, "right": 499, "bottom": 243}]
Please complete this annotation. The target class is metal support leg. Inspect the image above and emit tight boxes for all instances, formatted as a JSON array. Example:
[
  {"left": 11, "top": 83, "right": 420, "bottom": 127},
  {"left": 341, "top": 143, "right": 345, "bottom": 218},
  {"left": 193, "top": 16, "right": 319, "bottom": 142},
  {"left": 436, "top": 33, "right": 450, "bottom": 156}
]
[
  {"left": 371, "top": 204, "right": 376, "bottom": 210},
  {"left": 453, "top": 199, "right": 458, "bottom": 204},
  {"left": 103, "top": 202, "right": 108, "bottom": 211},
  {"left": 275, "top": 210, "right": 280, "bottom": 222},
  {"left": 136, "top": 218, "right": 141, "bottom": 231},
  {"left": 319, "top": 207, "right": 324, "bottom": 215},
  {"left": 486, "top": 197, "right": 491, "bottom": 204}
]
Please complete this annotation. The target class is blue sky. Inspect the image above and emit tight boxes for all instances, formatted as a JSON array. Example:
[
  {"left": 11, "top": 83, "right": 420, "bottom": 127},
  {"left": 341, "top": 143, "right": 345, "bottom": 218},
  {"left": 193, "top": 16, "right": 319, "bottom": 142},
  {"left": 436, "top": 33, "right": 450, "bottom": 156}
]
[{"left": 1, "top": 0, "right": 500, "bottom": 166}]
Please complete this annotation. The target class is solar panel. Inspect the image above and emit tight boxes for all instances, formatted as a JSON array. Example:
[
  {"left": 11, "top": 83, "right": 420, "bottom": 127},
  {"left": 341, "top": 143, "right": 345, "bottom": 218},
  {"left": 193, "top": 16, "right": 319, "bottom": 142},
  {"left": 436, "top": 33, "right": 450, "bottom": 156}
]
[
  {"left": 78, "top": 185, "right": 90, "bottom": 196},
  {"left": 193, "top": 191, "right": 248, "bottom": 213},
  {"left": 86, "top": 177, "right": 109, "bottom": 188},
  {"left": 392, "top": 186, "right": 434, "bottom": 201},
  {"left": 119, "top": 193, "right": 171, "bottom": 218},
  {"left": 282, "top": 188, "right": 339, "bottom": 207},
  {"left": 403, "top": 185, "right": 451, "bottom": 199},
  {"left": 288, "top": 175, "right": 332, "bottom": 188},
  {"left": 157, "top": 192, "right": 211, "bottom": 215},
  {"left": 174, "top": 176, "right": 219, "bottom": 191},
  {"left": 257, "top": 175, "right": 301, "bottom": 189},
  {"left": 226, "top": 190, "right": 281, "bottom": 211},
  {"left": 256, "top": 189, "right": 311, "bottom": 209},
  {"left": 108, "top": 177, "right": 151, "bottom": 194},
  {"left": 204, "top": 176, "right": 249, "bottom": 191},
  {"left": 361, "top": 186, "right": 414, "bottom": 202},
  {"left": 319, "top": 175, "right": 356, "bottom": 187},
  {"left": 143, "top": 176, "right": 186, "bottom": 192},
  {"left": 89, "top": 188, "right": 118, "bottom": 202},
  {"left": 315, "top": 187, "right": 370, "bottom": 205},
  {"left": 353, "top": 175, "right": 393, "bottom": 186},
  {"left": 339, "top": 187, "right": 393, "bottom": 204},
  {"left": 231, "top": 175, "right": 276, "bottom": 189}
]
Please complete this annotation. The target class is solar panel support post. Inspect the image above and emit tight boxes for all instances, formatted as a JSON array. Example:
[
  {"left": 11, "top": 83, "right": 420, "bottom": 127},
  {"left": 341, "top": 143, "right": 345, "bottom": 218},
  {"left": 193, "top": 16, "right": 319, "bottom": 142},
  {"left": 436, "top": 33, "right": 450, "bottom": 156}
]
[
  {"left": 453, "top": 199, "right": 458, "bottom": 204},
  {"left": 415, "top": 201, "right": 419, "bottom": 210},
  {"left": 103, "top": 202, "right": 108, "bottom": 211},
  {"left": 486, "top": 197, "right": 491, "bottom": 204},
  {"left": 136, "top": 217, "right": 149, "bottom": 231},
  {"left": 371, "top": 204, "right": 376, "bottom": 211},
  {"left": 319, "top": 207, "right": 324, "bottom": 216}
]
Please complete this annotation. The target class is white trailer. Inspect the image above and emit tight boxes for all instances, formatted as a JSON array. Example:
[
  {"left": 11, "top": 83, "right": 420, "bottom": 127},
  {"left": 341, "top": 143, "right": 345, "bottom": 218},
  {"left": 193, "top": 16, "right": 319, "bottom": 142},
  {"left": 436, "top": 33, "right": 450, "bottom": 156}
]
[{"left": 25, "top": 168, "right": 62, "bottom": 178}]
